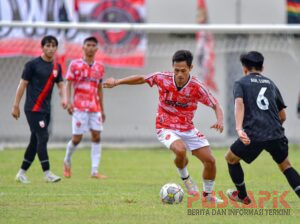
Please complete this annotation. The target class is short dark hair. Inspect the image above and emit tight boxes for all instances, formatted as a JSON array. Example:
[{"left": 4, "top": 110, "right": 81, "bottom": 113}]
[
  {"left": 240, "top": 51, "right": 264, "bottom": 71},
  {"left": 41, "top": 35, "right": 58, "bottom": 47},
  {"left": 172, "top": 50, "right": 193, "bottom": 67},
  {"left": 84, "top": 36, "right": 98, "bottom": 44}
]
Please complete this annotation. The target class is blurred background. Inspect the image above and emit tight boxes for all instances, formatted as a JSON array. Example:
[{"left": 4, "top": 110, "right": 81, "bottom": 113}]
[{"left": 0, "top": 0, "right": 299, "bottom": 147}]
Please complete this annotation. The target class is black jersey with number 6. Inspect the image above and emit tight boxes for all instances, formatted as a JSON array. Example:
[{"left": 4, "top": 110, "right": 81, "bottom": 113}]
[{"left": 233, "top": 73, "right": 286, "bottom": 141}]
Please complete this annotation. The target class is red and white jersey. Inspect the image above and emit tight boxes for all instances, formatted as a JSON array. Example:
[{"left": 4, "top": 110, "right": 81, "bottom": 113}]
[
  {"left": 66, "top": 59, "right": 105, "bottom": 112},
  {"left": 145, "top": 72, "right": 218, "bottom": 132}
]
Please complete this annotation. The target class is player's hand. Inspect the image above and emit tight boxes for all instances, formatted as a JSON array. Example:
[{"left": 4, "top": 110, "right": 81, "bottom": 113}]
[
  {"left": 61, "top": 99, "right": 67, "bottom": 110},
  {"left": 102, "top": 112, "right": 106, "bottom": 123},
  {"left": 11, "top": 105, "right": 20, "bottom": 120},
  {"left": 237, "top": 129, "right": 251, "bottom": 145},
  {"left": 210, "top": 121, "right": 224, "bottom": 133},
  {"left": 103, "top": 78, "right": 117, "bottom": 88},
  {"left": 67, "top": 103, "right": 74, "bottom": 115}
]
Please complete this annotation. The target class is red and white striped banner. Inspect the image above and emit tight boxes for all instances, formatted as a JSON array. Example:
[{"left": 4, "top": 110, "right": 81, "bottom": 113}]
[{"left": 0, "top": 0, "right": 146, "bottom": 70}]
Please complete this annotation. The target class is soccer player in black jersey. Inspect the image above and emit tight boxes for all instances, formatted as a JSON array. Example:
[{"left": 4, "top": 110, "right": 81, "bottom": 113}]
[
  {"left": 11, "top": 35, "right": 67, "bottom": 183},
  {"left": 225, "top": 51, "right": 300, "bottom": 204}
]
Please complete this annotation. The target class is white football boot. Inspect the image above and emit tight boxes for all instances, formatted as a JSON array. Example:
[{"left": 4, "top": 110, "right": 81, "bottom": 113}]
[
  {"left": 202, "top": 193, "right": 224, "bottom": 204},
  {"left": 44, "top": 171, "right": 61, "bottom": 183},
  {"left": 15, "top": 171, "right": 31, "bottom": 184},
  {"left": 183, "top": 176, "right": 199, "bottom": 195}
]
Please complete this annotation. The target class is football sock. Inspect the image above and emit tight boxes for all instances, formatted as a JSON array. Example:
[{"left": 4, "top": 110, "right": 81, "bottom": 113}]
[
  {"left": 202, "top": 179, "right": 215, "bottom": 195},
  {"left": 91, "top": 142, "right": 101, "bottom": 174},
  {"left": 44, "top": 170, "right": 51, "bottom": 177},
  {"left": 228, "top": 163, "right": 248, "bottom": 199},
  {"left": 178, "top": 166, "right": 189, "bottom": 180},
  {"left": 17, "top": 169, "right": 26, "bottom": 175},
  {"left": 283, "top": 167, "right": 300, "bottom": 198},
  {"left": 21, "top": 133, "right": 37, "bottom": 171},
  {"left": 36, "top": 132, "right": 50, "bottom": 172},
  {"left": 64, "top": 140, "right": 77, "bottom": 165}
]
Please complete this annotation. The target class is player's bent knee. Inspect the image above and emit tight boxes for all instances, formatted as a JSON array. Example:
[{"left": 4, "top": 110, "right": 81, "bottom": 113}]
[
  {"left": 91, "top": 136, "right": 101, "bottom": 143},
  {"left": 72, "top": 136, "right": 82, "bottom": 145},
  {"left": 225, "top": 150, "right": 239, "bottom": 164},
  {"left": 36, "top": 132, "right": 49, "bottom": 144},
  {"left": 175, "top": 149, "right": 186, "bottom": 159},
  {"left": 172, "top": 146, "right": 186, "bottom": 159},
  {"left": 278, "top": 158, "right": 292, "bottom": 172},
  {"left": 91, "top": 131, "right": 101, "bottom": 143},
  {"left": 203, "top": 157, "right": 215, "bottom": 168}
]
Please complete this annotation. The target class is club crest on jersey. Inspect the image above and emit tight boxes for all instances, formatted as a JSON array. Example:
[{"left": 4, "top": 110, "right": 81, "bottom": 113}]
[
  {"left": 39, "top": 120, "right": 45, "bottom": 128},
  {"left": 165, "top": 134, "right": 171, "bottom": 140},
  {"left": 76, "top": 121, "right": 81, "bottom": 127},
  {"left": 53, "top": 69, "right": 58, "bottom": 78}
]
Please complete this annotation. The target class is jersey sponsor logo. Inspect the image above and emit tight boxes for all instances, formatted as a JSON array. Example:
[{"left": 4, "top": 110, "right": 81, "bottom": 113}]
[
  {"left": 39, "top": 120, "right": 45, "bottom": 128},
  {"left": 165, "top": 99, "right": 188, "bottom": 108}
]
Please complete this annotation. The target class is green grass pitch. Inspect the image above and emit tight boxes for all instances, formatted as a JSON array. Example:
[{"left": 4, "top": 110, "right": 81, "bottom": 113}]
[{"left": 0, "top": 146, "right": 299, "bottom": 224}]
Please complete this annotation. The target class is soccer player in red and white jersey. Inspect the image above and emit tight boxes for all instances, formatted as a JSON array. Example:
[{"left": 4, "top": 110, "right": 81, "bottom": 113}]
[
  {"left": 104, "top": 50, "right": 224, "bottom": 203},
  {"left": 63, "top": 36, "right": 107, "bottom": 179}
]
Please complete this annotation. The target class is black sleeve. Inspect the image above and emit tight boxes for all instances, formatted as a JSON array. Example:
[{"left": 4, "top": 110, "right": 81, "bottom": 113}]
[
  {"left": 21, "top": 61, "right": 33, "bottom": 81},
  {"left": 55, "top": 64, "right": 63, "bottom": 83},
  {"left": 233, "top": 81, "right": 244, "bottom": 99},
  {"left": 275, "top": 86, "right": 287, "bottom": 111}
]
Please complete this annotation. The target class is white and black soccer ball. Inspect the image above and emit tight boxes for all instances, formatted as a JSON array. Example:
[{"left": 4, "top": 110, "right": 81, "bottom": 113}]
[{"left": 160, "top": 183, "right": 184, "bottom": 204}]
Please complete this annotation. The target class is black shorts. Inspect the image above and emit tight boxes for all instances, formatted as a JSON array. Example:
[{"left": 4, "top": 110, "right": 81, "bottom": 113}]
[
  {"left": 25, "top": 111, "right": 50, "bottom": 134},
  {"left": 230, "top": 136, "right": 288, "bottom": 164}
]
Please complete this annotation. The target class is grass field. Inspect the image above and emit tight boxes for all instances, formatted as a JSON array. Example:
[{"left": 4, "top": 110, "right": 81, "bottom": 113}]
[{"left": 0, "top": 146, "right": 299, "bottom": 224}]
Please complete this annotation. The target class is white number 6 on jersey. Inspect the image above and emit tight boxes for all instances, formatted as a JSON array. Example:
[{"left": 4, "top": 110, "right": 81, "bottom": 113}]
[{"left": 256, "top": 87, "right": 269, "bottom": 110}]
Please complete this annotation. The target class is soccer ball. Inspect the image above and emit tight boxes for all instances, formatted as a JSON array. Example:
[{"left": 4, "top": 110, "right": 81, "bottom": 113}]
[{"left": 160, "top": 183, "right": 184, "bottom": 204}]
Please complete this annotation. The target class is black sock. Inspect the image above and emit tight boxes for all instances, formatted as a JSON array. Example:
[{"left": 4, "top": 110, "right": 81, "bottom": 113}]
[
  {"left": 283, "top": 167, "right": 300, "bottom": 198},
  {"left": 36, "top": 132, "right": 50, "bottom": 172},
  {"left": 228, "top": 163, "right": 247, "bottom": 199},
  {"left": 21, "top": 133, "right": 37, "bottom": 171}
]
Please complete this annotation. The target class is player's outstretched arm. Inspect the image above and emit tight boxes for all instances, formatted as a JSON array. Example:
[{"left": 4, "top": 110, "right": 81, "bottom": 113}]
[
  {"left": 103, "top": 75, "right": 146, "bottom": 88},
  {"left": 235, "top": 97, "right": 250, "bottom": 145},
  {"left": 11, "top": 79, "right": 28, "bottom": 120},
  {"left": 210, "top": 102, "right": 224, "bottom": 133}
]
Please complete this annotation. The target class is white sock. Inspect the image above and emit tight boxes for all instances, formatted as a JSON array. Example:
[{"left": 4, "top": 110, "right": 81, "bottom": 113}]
[
  {"left": 44, "top": 170, "right": 51, "bottom": 176},
  {"left": 177, "top": 166, "right": 189, "bottom": 179},
  {"left": 91, "top": 142, "right": 101, "bottom": 175},
  {"left": 64, "top": 140, "right": 77, "bottom": 165},
  {"left": 18, "top": 169, "right": 26, "bottom": 175},
  {"left": 203, "top": 179, "right": 215, "bottom": 194}
]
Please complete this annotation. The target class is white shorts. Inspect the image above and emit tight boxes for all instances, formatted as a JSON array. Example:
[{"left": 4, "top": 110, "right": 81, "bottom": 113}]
[
  {"left": 72, "top": 111, "right": 103, "bottom": 135},
  {"left": 156, "top": 128, "right": 209, "bottom": 151}
]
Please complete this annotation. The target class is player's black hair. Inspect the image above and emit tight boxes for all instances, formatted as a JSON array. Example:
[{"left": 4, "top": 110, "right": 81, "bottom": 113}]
[
  {"left": 240, "top": 51, "right": 264, "bottom": 71},
  {"left": 41, "top": 35, "right": 58, "bottom": 47},
  {"left": 172, "top": 50, "right": 193, "bottom": 67},
  {"left": 84, "top": 36, "right": 98, "bottom": 44}
]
